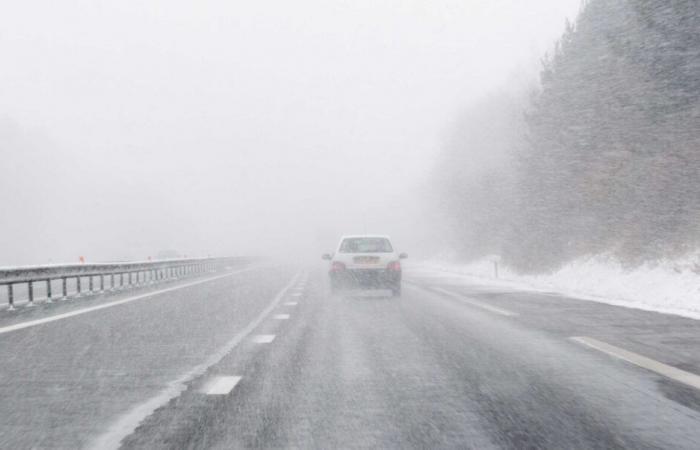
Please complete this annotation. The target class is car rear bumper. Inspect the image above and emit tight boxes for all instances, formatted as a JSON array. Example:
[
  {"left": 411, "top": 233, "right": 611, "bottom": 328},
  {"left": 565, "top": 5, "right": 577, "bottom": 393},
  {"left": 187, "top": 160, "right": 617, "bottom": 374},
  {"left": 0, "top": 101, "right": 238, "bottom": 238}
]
[{"left": 330, "top": 269, "right": 401, "bottom": 288}]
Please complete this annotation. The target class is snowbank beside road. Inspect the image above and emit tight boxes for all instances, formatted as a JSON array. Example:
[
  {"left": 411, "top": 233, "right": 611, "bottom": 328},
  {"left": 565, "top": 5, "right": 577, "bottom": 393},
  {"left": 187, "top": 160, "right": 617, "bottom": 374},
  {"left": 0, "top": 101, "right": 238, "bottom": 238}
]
[{"left": 421, "top": 254, "right": 700, "bottom": 320}]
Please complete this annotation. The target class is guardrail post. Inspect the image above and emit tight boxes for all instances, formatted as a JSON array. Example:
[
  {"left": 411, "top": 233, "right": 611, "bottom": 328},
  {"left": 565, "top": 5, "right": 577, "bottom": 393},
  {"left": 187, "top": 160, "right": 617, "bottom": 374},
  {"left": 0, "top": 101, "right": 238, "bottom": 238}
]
[
  {"left": 120, "top": 273, "right": 124, "bottom": 289},
  {"left": 7, "top": 284, "right": 14, "bottom": 311},
  {"left": 27, "top": 281, "right": 35, "bottom": 307},
  {"left": 62, "top": 278, "right": 67, "bottom": 299},
  {"left": 76, "top": 277, "right": 82, "bottom": 296},
  {"left": 89, "top": 275, "right": 94, "bottom": 293},
  {"left": 46, "top": 279, "right": 53, "bottom": 303},
  {"left": 110, "top": 273, "right": 115, "bottom": 290},
  {"left": 100, "top": 275, "right": 105, "bottom": 292}
]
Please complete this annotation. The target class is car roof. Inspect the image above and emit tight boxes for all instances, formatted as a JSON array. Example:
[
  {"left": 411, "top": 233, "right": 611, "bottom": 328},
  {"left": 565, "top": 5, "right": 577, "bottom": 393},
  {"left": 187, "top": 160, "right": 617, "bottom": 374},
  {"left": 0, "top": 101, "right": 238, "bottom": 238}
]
[{"left": 339, "top": 235, "right": 392, "bottom": 240}]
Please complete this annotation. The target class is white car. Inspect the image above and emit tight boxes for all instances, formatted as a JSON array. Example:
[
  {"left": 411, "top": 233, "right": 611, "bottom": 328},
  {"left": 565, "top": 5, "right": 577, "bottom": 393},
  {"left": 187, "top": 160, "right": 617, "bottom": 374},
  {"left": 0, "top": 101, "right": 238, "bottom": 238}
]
[{"left": 322, "top": 235, "right": 407, "bottom": 296}]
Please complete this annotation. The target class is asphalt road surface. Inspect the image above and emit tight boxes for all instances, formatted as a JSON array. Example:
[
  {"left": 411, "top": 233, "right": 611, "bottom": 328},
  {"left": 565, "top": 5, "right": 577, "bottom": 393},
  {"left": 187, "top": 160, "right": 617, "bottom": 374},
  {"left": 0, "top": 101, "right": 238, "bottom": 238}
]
[{"left": 2, "top": 263, "right": 700, "bottom": 449}]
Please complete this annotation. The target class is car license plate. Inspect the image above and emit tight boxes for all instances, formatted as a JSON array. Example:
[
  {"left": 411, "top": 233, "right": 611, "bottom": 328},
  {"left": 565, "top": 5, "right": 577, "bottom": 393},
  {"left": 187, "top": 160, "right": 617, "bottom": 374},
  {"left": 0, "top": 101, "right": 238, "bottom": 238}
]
[{"left": 354, "top": 256, "right": 380, "bottom": 264}]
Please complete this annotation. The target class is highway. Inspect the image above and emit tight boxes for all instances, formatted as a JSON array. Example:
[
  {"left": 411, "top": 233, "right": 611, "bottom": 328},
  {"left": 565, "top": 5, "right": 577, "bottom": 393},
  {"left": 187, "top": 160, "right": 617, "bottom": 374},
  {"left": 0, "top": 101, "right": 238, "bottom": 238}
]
[{"left": 2, "top": 263, "right": 700, "bottom": 449}]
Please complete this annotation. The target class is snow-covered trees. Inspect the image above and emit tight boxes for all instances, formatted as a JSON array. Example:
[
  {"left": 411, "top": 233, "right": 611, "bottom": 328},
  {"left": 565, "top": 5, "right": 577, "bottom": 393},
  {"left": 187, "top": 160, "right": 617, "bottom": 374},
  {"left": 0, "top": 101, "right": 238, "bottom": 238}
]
[{"left": 437, "top": 0, "right": 700, "bottom": 271}]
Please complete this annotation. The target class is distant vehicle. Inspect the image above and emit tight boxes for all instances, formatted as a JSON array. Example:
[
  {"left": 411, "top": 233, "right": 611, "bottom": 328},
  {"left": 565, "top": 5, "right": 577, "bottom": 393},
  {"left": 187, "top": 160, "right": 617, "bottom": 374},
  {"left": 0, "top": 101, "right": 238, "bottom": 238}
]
[
  {"left": 156, "top": 250, "right": 181, "bottom": 260},
  {"left": 322, "top": 235, "right": 407, "bottom": 296}
]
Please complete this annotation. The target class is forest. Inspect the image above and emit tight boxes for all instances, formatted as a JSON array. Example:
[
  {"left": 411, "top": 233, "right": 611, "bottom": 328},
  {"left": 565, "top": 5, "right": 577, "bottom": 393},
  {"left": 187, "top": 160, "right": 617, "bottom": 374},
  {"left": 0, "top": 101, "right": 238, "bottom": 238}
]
[{"left": 435, "top": 0, "right": 700, "bottom": 272}]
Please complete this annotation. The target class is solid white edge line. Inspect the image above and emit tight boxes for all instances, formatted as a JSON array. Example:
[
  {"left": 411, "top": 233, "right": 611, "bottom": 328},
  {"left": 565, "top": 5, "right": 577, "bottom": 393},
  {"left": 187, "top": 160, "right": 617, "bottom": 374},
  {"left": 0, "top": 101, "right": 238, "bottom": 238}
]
[
  {"left": 201, "top": 376, "right": 242, "bottom": 395},
  {"left": 0, "top": 267, "right": 259, "bottom": 336},
  {"left": 431, "top": 287, "right": 518, "bottom": 317},
  {"left": 251, "top": 334, "right": 276, "bottom": 344},
  {"left": 570, "top": 336, "right": 700, "bottom": 390},
  {"left": 88, "top": 271, "right": 303, "bottom": 450}
]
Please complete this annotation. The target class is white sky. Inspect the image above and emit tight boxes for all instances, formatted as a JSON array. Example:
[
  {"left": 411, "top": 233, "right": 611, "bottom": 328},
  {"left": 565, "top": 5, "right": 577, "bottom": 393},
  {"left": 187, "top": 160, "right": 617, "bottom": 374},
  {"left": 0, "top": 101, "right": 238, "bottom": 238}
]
[{"left": 0, "top": 0, "right": 581, "bottom": 264}]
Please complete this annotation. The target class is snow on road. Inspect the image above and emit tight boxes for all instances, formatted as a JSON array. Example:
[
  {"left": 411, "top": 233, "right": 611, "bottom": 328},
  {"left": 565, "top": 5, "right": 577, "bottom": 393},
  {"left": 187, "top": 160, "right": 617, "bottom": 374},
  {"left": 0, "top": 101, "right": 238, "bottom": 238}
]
[{"left": 418, "top": 254, "right": 700, "bottom": 320}]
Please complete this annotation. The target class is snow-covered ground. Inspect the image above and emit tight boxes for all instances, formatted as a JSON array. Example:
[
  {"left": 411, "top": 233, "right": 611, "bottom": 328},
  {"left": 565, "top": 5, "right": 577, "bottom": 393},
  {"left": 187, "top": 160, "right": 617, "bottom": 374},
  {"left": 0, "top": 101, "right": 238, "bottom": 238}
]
[{"left": 418, "top": 254, "right": 700, "bottom": 320}]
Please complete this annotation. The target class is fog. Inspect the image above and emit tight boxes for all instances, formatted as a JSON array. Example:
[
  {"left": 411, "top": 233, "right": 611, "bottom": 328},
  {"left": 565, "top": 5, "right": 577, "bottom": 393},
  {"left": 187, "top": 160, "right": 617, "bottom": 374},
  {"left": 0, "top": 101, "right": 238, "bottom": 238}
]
[{"left": 1, "top": 0, "right": 579, "bottom": 265}]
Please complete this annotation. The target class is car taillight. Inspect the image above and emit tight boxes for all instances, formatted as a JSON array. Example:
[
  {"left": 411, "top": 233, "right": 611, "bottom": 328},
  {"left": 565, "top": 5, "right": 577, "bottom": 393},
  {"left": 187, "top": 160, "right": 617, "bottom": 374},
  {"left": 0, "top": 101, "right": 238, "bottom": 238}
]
[
  {"left": 387, "top": 261, "right": 401, "bottom": 271},
  {"left": 331, "top": 261, "right": 346, "bottom": 272}
]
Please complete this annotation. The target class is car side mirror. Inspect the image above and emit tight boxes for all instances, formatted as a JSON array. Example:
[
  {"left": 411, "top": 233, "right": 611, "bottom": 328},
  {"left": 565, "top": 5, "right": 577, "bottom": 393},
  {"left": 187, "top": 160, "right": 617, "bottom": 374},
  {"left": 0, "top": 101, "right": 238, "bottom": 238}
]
[
  {"left": 399, "top": 253, "right": 408, "bottom": 259},
  {"left": 322, "top": 254, "right": 332, "bottom": 261}
]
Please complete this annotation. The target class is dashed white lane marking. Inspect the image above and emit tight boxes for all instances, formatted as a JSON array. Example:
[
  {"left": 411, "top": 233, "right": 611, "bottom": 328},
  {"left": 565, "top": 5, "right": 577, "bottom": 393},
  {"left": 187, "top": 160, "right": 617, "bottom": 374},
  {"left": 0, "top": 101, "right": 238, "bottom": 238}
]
[
  {"left": 570, "top": 336, "right": 700, "bottom": 390},
  {"left": 274, "top": 314, "right": 290, "bottom": 320},
  {"left": 0, "top": 267, "right": 259, "bottom": 336},
  {"left": 89, "top": 272, "right": 302, "bottom": 450},
  {"left": 251, "top": 334, "right": 276, "bottom": 344},
  {"left": 284, "top": 302, "right": 298, "bottom": 306},
  {"left": 432, "top": 287, "right": 518, "bottom": 317},
  {"left": 292, "top": 293, "right": 302, "bottom": 297},
  {"left": 200, "top": 376, "right": 242, "bottom": 395}
]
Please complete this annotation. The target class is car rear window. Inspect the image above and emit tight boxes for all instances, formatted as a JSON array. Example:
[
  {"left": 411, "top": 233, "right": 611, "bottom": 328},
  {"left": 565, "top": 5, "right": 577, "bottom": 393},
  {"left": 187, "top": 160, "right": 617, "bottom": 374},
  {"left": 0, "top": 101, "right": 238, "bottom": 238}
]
[{"left": 339, "top": 238, "right": 393, "bottom": 253}]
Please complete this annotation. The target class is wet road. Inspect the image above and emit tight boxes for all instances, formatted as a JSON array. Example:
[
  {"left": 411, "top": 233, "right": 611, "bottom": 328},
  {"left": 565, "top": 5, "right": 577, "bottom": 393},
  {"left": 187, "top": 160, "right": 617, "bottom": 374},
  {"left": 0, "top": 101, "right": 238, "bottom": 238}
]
[{"left": 2, "top": 264, "right": 700, "bottom": 449}]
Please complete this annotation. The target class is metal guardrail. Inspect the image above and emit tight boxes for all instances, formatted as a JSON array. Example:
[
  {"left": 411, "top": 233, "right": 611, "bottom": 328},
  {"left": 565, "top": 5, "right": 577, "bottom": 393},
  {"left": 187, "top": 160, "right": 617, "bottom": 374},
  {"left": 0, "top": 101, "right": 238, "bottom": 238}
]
[{"left": 0, "top": 257, "right": 248, "bottom": 310}]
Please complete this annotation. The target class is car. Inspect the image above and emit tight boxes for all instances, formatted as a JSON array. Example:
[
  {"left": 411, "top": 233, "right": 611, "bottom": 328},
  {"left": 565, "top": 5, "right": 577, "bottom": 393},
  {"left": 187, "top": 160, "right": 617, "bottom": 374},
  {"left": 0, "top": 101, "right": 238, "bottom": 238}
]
[{"left": 322, "top": 235, "right": 407, "bottom": 296}]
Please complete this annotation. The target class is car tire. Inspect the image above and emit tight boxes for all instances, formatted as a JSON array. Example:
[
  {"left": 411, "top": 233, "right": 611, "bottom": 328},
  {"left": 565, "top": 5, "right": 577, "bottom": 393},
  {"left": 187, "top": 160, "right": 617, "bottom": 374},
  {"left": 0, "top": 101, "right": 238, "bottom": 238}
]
[{"left": 391, "top": 285, "right": 402, "bottom": 297}]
